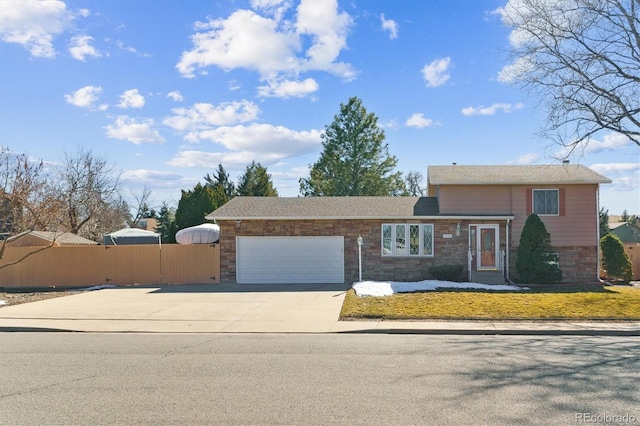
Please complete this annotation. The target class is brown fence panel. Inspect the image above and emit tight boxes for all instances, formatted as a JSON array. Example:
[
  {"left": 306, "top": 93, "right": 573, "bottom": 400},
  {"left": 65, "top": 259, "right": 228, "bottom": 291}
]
[
  {"left": 0, "top": 244, "right": 220, "bottom": 288},
  {"left": 103, "top": 245, "right": 162, "bottom": 285},
  {"left": 0, "top": 246, "right": 107, "bottom": 287},
  {"left": 624, "top": 243, "right": 640, "bottom": 280},
  {"left": 160, "top": 244, "right": 220, "bottom": 284}
]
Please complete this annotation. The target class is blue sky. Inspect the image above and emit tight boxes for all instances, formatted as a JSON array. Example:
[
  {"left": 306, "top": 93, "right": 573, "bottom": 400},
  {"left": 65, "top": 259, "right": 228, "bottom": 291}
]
[{"left": 0, "top": 0, "right": 638, "bottom": 214}]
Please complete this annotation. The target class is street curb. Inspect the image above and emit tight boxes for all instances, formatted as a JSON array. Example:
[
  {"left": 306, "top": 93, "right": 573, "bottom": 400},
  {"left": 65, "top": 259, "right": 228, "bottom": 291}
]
[{"left": 339, "top": 329, "right": 640, "bottom": 336}]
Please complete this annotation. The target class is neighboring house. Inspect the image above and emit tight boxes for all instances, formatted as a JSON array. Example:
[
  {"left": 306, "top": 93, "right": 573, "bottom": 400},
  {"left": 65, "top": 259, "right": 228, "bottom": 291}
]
[
  {"left": 135, "top": 218, "right": 158, "bottom": 232},
  {"left": 5, "top": 230, "right": 98, "bottom": 247},
  {"left": 206, "top": 164, "right": 610, "bottom": 285},
  {"left": 609, "top": 222, "right": 640, "bottom": 280}
]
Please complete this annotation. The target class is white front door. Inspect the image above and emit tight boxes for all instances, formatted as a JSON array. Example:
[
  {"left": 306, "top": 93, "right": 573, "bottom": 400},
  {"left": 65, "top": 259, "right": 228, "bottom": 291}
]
[{"left": 476, "top": 225, "right": 499, "bottom": 270}]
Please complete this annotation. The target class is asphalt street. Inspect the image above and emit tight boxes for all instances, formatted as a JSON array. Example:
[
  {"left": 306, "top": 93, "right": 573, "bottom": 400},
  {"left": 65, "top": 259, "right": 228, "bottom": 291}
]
[{"left": 1, "top": 333, "right": 638, "bottom": 425}]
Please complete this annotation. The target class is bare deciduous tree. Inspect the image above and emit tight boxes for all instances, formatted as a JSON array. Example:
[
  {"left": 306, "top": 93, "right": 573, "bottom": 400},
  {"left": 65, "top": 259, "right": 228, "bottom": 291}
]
[
  {"left": 405, "top": 171, "right": 425, "bottom": 196},
  {"left": 498, "top": 0, "right": 640, "bottom": 153},
  {"left": 55, "top": 147, "right": 127, "bottom": 239},
  {"left": 128, "top": 185, "right": 155, "bottom": 228},
  {"left": 0, "top": 148, "right": 63, "bottom": 267}
]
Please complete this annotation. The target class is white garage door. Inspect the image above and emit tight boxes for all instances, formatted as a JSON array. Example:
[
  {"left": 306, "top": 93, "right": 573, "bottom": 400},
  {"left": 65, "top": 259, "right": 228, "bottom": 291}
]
[{"left": 236, "top": 236, "right": 344, "bottom": 284}]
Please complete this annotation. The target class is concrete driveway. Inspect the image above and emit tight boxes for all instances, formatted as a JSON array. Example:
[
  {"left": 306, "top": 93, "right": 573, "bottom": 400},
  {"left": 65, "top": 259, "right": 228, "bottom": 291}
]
[
  {"left": 4, "top": 284, "right": 640, "bottom": 335},
  {"left": 0, "top": 284, "right": 351, "bottom": 333}
]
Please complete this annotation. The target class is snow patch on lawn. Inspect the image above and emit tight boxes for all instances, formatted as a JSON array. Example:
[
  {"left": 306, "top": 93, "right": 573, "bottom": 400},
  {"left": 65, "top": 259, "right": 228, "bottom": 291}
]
[{"left": 352, "top": 280, "right": 528, "bottom": 297}]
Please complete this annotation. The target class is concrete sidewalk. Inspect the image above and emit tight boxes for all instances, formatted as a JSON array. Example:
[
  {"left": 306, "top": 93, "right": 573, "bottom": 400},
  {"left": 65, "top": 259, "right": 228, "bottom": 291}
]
[{"left": 1, "top": 284, "right": 640, "bottom": 335}]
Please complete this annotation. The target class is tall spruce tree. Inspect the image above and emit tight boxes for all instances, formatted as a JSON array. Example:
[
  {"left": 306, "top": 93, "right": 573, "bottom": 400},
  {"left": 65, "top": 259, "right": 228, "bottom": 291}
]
[
  {"left": 174, "top": 183, "right": 217, "bottom": 233},
  {"left": 299, "top": 96, "right": 405, "bottom": 196},
  {"left": 515, "top": 214, "right": 563, "bottom": 284},
  {"left": 237, "top": 161, "right": 278, "bottom": 196},
  {"left": 204, "top": 163, "right": 236, "bottom": 203},
  {"left": 156, "top": 202, "right": 177, "bottom": 243}
]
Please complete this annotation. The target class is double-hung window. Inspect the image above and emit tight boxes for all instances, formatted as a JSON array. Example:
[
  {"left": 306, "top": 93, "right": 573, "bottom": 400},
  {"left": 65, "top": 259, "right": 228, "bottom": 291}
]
[
  {"left": 533, "top": 189, "right": 559, "bottom": 215},
  {"left": 382, "top": 224, "right": 434, "bottom": 257}
]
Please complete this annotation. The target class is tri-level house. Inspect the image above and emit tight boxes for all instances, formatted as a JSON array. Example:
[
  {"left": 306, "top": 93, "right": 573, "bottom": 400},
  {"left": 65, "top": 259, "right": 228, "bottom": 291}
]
[{"left": 206, "top": 164, "right": 610, "bottom": 285}]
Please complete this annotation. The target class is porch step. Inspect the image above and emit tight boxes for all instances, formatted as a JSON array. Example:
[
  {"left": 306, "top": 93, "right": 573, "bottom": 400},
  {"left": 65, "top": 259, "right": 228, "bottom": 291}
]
[{"left": 470, "top": 270, "right": 506, "bottom": 285}]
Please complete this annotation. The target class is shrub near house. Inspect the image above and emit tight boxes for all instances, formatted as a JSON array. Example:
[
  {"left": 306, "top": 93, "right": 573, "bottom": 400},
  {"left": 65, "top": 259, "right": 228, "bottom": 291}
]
[
  {"left": 516, "top": 214, "right": 563, "bottom": 284},
  {"left": 600, "top": 234, "right": 633, "bottom": 283}
]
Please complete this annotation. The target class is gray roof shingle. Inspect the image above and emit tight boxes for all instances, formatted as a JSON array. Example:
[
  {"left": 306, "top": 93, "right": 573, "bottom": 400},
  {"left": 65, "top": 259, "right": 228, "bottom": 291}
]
[
  {"left": 206, "top": 196, "right": 440, "bottom": 220},
  {"left": 427, "top": 164, "right": 611, "bottom": 185}
]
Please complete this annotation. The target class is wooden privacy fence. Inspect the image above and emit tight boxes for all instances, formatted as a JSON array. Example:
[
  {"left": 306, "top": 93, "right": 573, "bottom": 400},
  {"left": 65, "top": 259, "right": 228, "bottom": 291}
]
[
  {"left": 623, "top": 243, "right": 640, "bottom": 281},
  {"left": 0, "top": 244, "right": 220, "bottom": 288}
]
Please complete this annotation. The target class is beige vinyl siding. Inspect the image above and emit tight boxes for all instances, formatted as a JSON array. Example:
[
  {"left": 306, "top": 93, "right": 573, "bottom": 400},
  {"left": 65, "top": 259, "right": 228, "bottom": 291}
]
[
  {"left": 437, "top": 185, "right": 513, "bottom": 214},
  {"left": 512, "top": 184, "right": 598, "bottom": 246},
  {"left": 437, "top": 184, "right": 599, "bottom": 247}
]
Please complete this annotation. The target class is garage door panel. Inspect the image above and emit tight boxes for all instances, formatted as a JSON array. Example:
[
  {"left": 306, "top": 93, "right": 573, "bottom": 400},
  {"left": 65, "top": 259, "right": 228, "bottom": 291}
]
[{"left": 236, "top": 236, "right": 344, "bottom": 284}]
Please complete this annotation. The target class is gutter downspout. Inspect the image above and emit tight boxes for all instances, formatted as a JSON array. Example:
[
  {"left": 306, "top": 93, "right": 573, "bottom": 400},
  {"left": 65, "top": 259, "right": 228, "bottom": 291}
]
[
  {"left": 596, "top": 184, "right": 603, "bottom": 283},
  {"left": 505, "top": 219, "right": 510, "bottom": 282}
]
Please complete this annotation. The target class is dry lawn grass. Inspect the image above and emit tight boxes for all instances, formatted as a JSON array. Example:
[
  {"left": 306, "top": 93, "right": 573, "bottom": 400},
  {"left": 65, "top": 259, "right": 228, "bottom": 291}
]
[{"left": 340, "top": 285, "right": 640, "bottom": 320}]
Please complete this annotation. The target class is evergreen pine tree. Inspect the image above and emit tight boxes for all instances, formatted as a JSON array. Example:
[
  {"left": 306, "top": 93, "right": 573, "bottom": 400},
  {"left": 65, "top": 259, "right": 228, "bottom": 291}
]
[
  {"left": 237, "top": 161, "right": 278, "bottom": 196},
  {"left": 299, "top": 96, "right": 405, "bottom": 196},
  {"left": 515, "top": 214, "right": 563, "bottom": 284},
  {"left": 600, "top": 234, "right": 632, "bottom": 283}
]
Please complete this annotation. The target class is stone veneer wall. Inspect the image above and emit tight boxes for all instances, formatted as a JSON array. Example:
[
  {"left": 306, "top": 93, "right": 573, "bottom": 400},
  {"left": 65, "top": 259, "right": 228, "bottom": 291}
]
[
  {"left": 217, "top": 219, "right": 504, "bottom": 284},
  {"left": 508, "top": 245, "right": 598, "bottom": 284}
]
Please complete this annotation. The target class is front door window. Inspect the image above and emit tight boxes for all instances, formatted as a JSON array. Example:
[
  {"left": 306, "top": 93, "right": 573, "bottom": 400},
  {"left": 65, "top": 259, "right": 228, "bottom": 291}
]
[{"left": 476, "top": 225, "right": 499, "bottom": 270}]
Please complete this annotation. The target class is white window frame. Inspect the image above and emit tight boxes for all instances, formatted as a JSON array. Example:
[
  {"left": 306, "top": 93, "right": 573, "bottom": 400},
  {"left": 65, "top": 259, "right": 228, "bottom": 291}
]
[
  {"left": 381, "top": 223, "right": 434, "bottom": 257},
  {"left": 532, "top": 189, "right": 559, "bottom": 216}
]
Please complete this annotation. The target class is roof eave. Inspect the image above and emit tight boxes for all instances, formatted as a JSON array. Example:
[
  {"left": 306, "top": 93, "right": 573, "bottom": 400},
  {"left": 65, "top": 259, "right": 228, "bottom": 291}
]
[
  {"left": 207, "top": 215, "right": 516, "bottom": 221},
  {"left": 430, "top": 180, "right": 611, "bottom": 185}
]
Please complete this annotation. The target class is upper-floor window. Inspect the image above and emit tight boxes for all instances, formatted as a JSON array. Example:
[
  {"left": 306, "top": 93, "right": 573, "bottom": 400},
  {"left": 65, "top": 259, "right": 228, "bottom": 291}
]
[
  {"left": 382, "top": 224, "right": 434, "bottom": 257},
  {"left": 533, "top": 189, "right": 559, "bottom": 215}
]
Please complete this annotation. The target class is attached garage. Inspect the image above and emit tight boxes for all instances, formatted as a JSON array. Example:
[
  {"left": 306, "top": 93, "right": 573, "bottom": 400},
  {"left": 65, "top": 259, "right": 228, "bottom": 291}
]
[{"left": 236, "top": 236, "right": 344, "bottom": 284}]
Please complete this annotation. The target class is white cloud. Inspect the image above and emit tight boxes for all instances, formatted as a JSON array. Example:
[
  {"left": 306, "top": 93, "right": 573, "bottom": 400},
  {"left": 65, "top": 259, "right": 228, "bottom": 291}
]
[
  {"left": 64, "top": 85, "right": 103, "bottom": 108},
  {"left": 589, "top": 162, "right": 640, "bottom": 174},
  {"left": 257, "top": 78, "right": 319, "bottom": 98},
  {"left": 117, "top": 89, "right": 145, "bottom": 109},
  {"left": 495, "top": 1, "right": 584, "bottom": 50},
  {"left": 590, "top": 162, "right": 640, "bottom": 192},
  {"left": 105, "top": 116, "right": 165, "bottom": 144},
  {"left": 405, "top": 113, "right": 434, "bottom": 128},
  {"left": 177, "top": 9, "right": 300, "bottom": 78},
  {"left": 168, "top": 123, "right": 321, "bottom": 169},
  {"left": 557, "top": 133, "right": 634, "bottom": 158},
  {"left": 0, "top": 0, "right": 73, "bottom": 57},
  {"left": 176, "top": 0, "right": 355, "bottom": 97},
  {"left": 582, "top": 133, "right": 634, "bottom": 154},
  {"left": 121, "top": 169, "right": 184, "bottom": 183},
  {"left": 296, "top": 0, "right": 354, "bottom": 77},
  {"left": 461, "top": 102, "right": 524, "bottom": 116},
  {"left": 514, "top": 153, "right": 539, "bottom": 164},
  {"left": 163, "top": 100, "right": 260, "bottom": 131},
  {"left": 497, "top": 55, "right": 535, "bottom": 83},
  {"left": 495, "top": 1, "right": 584, "bottom": 83},
  {"left": 380, "top": 119, "right": 398, "bottom": 129},
  {"left": 421, "top": 57, "right": 451, "bottom": 88},
  {"left": 167, "top": 91, "right": 184, "bottom": 102},
  {"left": 190, "top": 123, "right": 321, "bottom": 155},
  {"left": 68, "top": 35, "right": 101, "bottom": 61},
  {"left": 380, "top": 14, "right": 398, "bottom": 39},
  {"left": 168, "top": 150, "right": 283, "bottom": 168},
  {"left": 250, "top": 0, "right": 293, "bottom": 21}
]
